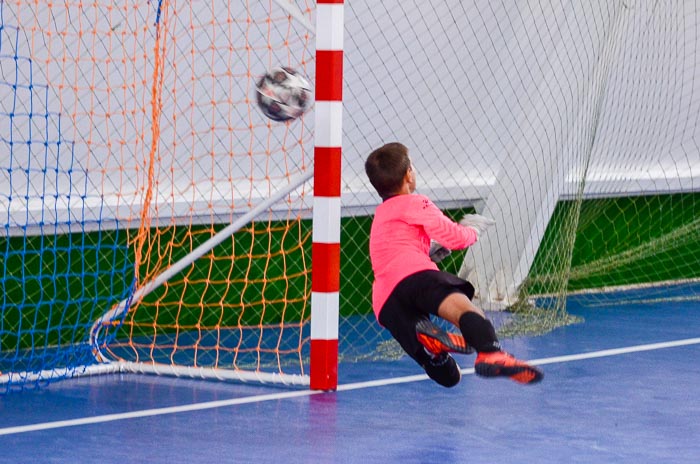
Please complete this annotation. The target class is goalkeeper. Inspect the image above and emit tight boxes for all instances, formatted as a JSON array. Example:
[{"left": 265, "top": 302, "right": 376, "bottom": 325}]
[{"left": 364, "top": 142, "right": 543, "bottom": 387}]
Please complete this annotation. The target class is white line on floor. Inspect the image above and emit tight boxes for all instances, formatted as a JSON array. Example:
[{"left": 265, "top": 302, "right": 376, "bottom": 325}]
[{"left": 2, "top": 337, "right": 699, "bottom": 436}]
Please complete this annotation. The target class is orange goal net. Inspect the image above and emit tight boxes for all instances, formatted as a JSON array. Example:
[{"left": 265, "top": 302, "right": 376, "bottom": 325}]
[{"left": 1, "top": 0, "right": 317, "bottom": 390}]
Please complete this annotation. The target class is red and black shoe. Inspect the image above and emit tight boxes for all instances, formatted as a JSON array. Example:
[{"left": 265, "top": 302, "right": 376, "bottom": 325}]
[
  {"left": 415, "top": 319, "right": 474, "bottom": 355},
  {"left": 474, "top": 351, "right": 543, "bottom": 384}
]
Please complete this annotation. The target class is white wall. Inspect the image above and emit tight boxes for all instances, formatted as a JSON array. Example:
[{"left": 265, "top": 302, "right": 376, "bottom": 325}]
[
  {"left": 341, "top": 1, "right": 700, "bottom": 210},
  {"left": 1, "top": 1, "right": 698, "bottom": 236}
]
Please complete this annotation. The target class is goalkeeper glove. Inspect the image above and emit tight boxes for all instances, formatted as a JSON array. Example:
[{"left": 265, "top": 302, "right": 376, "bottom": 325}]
[
  {"left": 429, "top": 240, "right": 452, "bottom": 263},
  {"left": 459, "top": 214, "right": 496, "bottom": 238}
]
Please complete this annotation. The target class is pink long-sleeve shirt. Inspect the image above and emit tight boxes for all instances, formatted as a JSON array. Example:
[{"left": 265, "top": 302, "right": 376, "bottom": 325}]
[{"left": 368, "top": 194, "right": 478, "bottom": 319}]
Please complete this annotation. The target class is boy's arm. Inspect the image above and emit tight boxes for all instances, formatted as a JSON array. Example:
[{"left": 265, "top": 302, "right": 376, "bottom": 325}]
[
  {"left": 459, "top": 214, "right": 496, "bottom": 237},
  {"left": 411, "top": 197, "right": 496, "bottom": 253},
  {"left": 410, "top": 197, "right": 479, "bottom": 250},
  {"left": 429, "top": 240, "right": 452, "bottom": 263}
]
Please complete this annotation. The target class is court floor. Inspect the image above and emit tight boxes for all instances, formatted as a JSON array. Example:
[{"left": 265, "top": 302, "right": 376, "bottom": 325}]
[{"left": 1, "top": 285, "right": 698, "bottom": 464}]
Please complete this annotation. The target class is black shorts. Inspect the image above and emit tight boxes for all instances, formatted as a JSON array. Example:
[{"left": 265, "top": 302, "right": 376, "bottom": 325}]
[{"left": 378, "top": 270, "right": 475, "bottom": 364}]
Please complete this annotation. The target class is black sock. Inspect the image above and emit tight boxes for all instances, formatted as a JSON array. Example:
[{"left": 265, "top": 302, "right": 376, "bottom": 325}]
[{"left": 458, "top": 312, "right": 501, "bottom": 353}]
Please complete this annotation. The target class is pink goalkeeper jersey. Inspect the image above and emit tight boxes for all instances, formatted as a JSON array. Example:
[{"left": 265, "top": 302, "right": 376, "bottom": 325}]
[{"left": 368, "top": 194, "right": 478, "bottom": 319}]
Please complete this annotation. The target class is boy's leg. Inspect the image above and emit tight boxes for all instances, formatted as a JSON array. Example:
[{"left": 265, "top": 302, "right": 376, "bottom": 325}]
[
  {"left": 439, "top": 293, "right": 544, "bottom": 384},
  {"left": 422, "top": 352, "right": 462, "bottom": 388},
  {"left": 415, "top": 319, "right": 474, "bottom": 355},
  {"left": 379, "top": 298, "right": 461, "bottom": 388},
  {"left": 473, "top": 350, "right": 544, "bottom": 384}
]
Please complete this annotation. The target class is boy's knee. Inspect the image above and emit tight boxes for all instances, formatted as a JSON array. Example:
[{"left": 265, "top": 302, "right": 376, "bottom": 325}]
[{"left": 423, "top": 353, "right": 461, "bottom": 388}]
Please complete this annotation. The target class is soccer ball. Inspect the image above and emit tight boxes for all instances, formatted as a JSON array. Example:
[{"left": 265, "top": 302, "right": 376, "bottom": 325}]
[{"left": 255, "top": 67, "right": 312, "bottom": 122}]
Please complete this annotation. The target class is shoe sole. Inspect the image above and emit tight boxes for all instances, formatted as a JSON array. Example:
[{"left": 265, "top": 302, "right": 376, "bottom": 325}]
[
  {"left": 416, "top": 320, "right": 474, "bottom": 355},
  {"left": 474, "top": 362, "right": 544, "bottom": 384}
]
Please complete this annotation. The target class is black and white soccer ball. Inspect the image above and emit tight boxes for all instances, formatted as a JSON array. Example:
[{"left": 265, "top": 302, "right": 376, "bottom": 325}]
[{"left": 255, "top": 67, "right": 312, "bottom": 122}]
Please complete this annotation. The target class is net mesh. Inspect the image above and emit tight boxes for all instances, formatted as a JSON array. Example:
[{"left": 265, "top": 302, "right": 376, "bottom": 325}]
[
  {"left": 339, "top": 1, "right": 700, "bottom": 343},
  {"left": 1, "top": 0, "right": 314, "bottom": 392}
]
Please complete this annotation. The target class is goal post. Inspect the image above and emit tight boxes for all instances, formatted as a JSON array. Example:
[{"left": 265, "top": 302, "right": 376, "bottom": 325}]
[
  {"left": 310, "top": 0, "right": 344, "bottom": 391},
  {"left": 88, "top": 168, "right": 315, "bottom": 386},
  {"left": 0, "top": 0, "right": 342, "bottom": 393}
]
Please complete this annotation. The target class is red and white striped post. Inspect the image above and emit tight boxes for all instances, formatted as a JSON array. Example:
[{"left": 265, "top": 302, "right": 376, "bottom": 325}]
[{"left": 310, "top": 0, "right": 343, "bottom": 391}]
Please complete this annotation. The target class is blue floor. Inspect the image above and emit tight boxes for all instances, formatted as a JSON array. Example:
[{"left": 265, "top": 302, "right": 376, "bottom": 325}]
[{"left": 1, "top": 287, "right": 699, "bottom": 464}]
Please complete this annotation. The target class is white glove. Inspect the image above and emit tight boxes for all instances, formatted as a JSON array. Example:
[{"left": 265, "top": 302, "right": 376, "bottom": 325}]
[
  {"left": 429, "top": 240, "right": 451, "bottom": 263},
  {"left": 459, "top": 214, "right": 496, "bottom": 238}
]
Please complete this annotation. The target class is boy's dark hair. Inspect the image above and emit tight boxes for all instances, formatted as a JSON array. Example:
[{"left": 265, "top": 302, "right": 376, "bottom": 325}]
[{"left": 365, "top": 142, "right": 411, "bottom": 200}]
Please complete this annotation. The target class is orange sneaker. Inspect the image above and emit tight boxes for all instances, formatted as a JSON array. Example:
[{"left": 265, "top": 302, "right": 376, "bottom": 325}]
[
  {"left": 474, "top": 351, "right": 543, "bottom": 384},
  {"left": 416, "top": 319, "right": 474, "bottom": 355}
]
